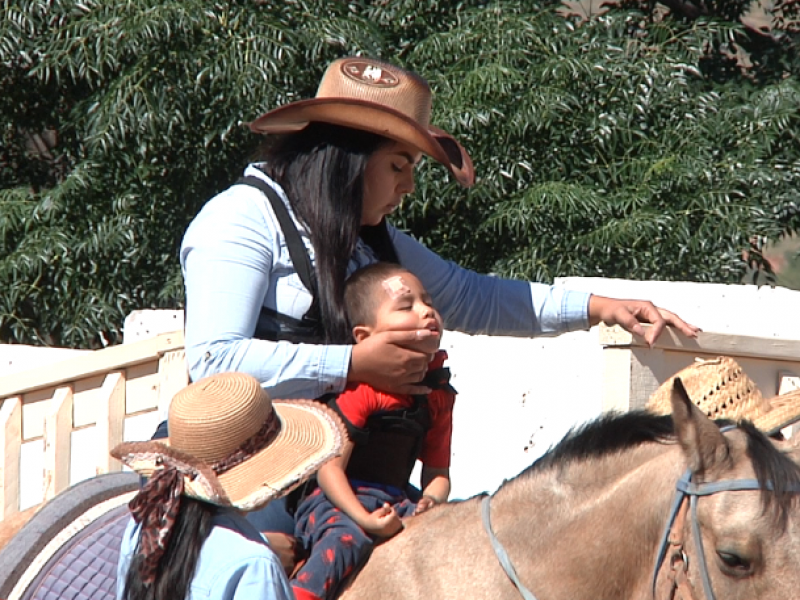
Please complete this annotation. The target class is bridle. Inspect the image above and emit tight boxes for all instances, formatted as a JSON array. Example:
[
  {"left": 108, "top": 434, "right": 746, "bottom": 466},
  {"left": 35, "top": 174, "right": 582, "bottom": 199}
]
[
  {"left": 651, "top": 466, "right": 800, "bottom": 600},
  {"left": 481, "top": 426, "right": 800, "bottom": 600}
]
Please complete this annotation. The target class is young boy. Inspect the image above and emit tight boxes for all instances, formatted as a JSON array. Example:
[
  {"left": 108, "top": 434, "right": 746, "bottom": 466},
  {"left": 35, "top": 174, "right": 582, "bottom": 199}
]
[{"left": 291, "top": 262, "right": 457, "bottom": 600}]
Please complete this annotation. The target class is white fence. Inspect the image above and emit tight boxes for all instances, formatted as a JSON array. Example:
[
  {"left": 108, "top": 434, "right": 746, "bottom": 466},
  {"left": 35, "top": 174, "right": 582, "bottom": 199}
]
[{"left": 1, "top": 277, "right": 799, "bottom": 518}]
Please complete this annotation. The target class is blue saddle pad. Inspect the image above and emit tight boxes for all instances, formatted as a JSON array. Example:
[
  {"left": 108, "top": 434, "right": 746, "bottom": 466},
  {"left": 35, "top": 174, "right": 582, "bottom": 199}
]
[{"left": 21, "top": 504, "right": 128, "bottom": 600}]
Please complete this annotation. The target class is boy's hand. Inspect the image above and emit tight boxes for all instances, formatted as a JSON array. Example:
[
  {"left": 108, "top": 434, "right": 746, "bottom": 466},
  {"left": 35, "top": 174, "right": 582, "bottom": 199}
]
[
  {"left": 413, "top": 495, "right": 438, "bottom": 516},
  {"left": 362, "top": 503, "right": 403, "bottom": 538}
]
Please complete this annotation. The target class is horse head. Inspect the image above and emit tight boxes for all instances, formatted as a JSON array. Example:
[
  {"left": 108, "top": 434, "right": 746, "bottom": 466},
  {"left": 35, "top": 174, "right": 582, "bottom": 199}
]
[{"left": 655, "top": 377, "right": 800, "bottom": 600}]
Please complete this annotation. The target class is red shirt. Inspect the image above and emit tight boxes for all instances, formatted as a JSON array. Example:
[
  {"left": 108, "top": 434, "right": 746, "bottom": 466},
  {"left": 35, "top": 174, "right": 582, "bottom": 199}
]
[{"left": 335, "top": 351, "right": 455, "bottom": 469}]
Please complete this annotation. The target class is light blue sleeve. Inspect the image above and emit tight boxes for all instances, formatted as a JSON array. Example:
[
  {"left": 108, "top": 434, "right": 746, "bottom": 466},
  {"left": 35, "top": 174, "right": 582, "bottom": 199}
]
[
  {"left": 180, "top": 184, "right": 350, "bottom": 399},
  {"left": 390, "top": 226, "right": 591, "bottom": 336},
  {"left": 116, "top": 518, "right": 139, "bottom": 600},
  {"left": 213, "top": 556, "right": 294, "bottom": 600}
]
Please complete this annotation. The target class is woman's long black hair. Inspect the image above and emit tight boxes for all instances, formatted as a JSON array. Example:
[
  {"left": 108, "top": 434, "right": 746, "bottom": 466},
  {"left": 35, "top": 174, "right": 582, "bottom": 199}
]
[
  {"left": 122, "top": 498, "right": 215, "bottom": 600},
  {"left": 254, "top": 122, "right": 399, "bottom": 344}
]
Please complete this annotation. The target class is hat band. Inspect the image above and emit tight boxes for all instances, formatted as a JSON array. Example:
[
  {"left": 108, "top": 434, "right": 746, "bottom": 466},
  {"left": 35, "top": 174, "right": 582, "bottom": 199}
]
[
  {"left": 129, "top": 410, "right": 281, "bottom": 585},
  {"left": 212, "top": 409, "right": 281, "bottom": 475}
]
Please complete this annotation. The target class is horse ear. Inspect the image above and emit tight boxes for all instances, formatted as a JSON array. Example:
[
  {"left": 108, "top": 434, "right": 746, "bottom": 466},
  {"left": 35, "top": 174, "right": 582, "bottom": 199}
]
[{"left": 670, "top": 377, "right": 729, "bottom": 475}]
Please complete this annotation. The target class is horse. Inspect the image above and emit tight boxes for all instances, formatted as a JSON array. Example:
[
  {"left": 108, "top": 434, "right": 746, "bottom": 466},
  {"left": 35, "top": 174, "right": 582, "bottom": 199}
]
[
  {"left": 3, "top": 378, "right": 800, "bottom": 599},
  {"left": 340, "top": 378, "right": 800, "bottom": 599}
]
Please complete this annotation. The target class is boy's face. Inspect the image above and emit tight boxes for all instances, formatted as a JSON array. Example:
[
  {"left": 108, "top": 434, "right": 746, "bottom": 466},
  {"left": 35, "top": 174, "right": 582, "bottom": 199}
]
[{"left": 361, "top": 271, "right": 443, "bottom": 354}]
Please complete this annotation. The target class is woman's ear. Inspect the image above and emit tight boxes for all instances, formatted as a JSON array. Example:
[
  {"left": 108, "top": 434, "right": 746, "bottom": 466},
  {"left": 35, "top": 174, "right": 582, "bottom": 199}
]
[{"left": 352, "top": 325, "right": 372, "bottom": 343}]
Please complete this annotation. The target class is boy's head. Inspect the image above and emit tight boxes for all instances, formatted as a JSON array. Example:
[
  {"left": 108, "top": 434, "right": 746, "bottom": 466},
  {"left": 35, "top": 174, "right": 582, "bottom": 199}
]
[{"left": 344, "top": 263, "right": 443, "bottom": 352}]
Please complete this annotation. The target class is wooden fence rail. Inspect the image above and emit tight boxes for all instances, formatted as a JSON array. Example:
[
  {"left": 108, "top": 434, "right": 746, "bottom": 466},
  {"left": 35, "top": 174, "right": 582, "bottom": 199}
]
[
  {"left": 0, "top": 331, "right": 186, "bottom": 521},
  {"left": 600, "top": 324, "right": 800, "bottom": 420}
]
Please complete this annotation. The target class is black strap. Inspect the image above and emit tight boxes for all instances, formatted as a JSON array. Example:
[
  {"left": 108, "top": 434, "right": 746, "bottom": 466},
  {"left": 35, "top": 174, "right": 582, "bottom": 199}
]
[{"left": 237, "top": 176, "right": 318, "bottom": 300}]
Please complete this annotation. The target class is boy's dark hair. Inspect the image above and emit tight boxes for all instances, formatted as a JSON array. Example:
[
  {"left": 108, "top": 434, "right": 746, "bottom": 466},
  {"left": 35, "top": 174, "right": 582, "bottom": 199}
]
[{"left": 344, "top": 262, "right": 408, "bottom": 329}]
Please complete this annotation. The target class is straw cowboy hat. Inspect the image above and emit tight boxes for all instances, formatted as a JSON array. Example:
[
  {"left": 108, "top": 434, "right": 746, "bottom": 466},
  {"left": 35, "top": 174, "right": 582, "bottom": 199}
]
[
  {"left": 248, "top": 56, "right": 475, "bottom": 188},
  {"left": 647, "top": 356, "right": 800, "bottom": 435},
  {"left": 112, "top": 371, "right": 345, "bottom": 511}
]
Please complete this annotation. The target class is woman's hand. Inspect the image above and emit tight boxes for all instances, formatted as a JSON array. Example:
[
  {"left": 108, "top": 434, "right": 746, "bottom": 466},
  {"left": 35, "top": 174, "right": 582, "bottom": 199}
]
[
  {"left": 349, "top": 329, "right": 440, "bottom": 395},
  {"left": 588, "top": 295, "right": 701, "bottom": 347}
]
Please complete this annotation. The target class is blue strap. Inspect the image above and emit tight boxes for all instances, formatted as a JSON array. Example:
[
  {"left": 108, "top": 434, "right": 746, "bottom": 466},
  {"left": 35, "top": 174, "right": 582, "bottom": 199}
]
[{"left": 481, "top": 495, "right": 539, "bottom": 600}]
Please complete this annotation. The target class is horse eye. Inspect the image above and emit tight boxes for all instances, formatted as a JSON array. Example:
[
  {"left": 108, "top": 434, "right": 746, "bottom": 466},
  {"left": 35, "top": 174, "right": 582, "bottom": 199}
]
[{"left": 717, "top": 551, "right": 750, "bottom": 572}]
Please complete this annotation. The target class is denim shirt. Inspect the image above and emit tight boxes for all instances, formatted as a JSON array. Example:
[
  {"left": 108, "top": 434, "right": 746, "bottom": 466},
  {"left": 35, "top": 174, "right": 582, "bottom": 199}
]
[
  {"left": 116, "top": 509, "right": 293, "bottom": 600},
  {"left": 180, "top": 164, "right": 591, "bottom": 400}
]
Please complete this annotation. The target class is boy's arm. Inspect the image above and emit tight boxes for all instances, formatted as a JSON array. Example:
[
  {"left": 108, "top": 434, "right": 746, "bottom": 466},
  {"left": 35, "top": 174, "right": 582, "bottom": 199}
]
[
  {"left": 315, "top": 439, "right": 402, "bottom": 538},
  {"left": 415, "top": 466, "right": 451, "bottom": 515}
]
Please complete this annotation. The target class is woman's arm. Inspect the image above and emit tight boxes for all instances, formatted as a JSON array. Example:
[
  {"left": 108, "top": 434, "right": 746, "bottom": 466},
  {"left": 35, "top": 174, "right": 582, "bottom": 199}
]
[
  {"left": 181, "top": 181, "right": 353, "bottom": 399},
  {"left": 391, "top": 226, "right": 699, "bottom": 342}
]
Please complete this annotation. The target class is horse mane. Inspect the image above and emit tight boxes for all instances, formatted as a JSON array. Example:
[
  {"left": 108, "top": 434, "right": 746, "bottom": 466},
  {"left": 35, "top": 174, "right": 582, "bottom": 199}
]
[
  {"left": 523, "top": 410, "right": 675, "bottom": 475},
  {"left": 513, "top": 410, "right": 800, "bottom": 527},
  {"left": 741, "top": 421, "right": 800, "bottom": 527}
]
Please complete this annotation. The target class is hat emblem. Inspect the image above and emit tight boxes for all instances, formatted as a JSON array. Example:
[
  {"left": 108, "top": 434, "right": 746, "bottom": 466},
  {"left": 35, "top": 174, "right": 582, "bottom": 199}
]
[{"left": 341, "top": 59, "right": 399, "bottom": 87}]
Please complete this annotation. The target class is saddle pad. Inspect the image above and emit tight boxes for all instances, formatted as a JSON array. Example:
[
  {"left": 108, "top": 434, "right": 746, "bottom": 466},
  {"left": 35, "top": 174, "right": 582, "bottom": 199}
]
[{"left": 21, "top": 504, "right": 129, "bottom": 600}]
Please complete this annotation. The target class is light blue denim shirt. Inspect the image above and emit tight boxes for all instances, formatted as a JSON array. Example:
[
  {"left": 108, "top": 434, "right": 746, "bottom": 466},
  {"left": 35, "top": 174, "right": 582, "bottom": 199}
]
[
  {"left": 116, "top": 509, "right": 293, "bottom": 600},
  {"left": 180, "top": 164, "right": 591, "bottom": 399}
]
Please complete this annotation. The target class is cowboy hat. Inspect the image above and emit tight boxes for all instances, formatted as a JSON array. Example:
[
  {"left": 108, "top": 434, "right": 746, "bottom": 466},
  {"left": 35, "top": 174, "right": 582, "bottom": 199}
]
[
  {"left": 646, "top": 356, "right": 800, "bottom": 435},
  {"left": 112, "top": 371, "right": 344, "bottom": 511},
  {"left": 248, "top": 56, "right": 475, "bottom": 188}
]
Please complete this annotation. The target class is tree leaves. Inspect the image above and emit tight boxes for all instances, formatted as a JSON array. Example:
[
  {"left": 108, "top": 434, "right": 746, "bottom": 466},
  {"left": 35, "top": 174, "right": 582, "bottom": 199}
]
[{"left": 1, "top": 0, "right": 799, "bottom": 347}]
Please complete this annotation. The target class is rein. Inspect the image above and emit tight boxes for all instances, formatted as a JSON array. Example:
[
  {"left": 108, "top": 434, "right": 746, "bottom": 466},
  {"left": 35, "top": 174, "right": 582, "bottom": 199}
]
[
  {"left": 481, "top": 494, "right": 539, "bottom": 600},
  {"left": 481, "top": 425, "right": 800, "bottom": 600}
]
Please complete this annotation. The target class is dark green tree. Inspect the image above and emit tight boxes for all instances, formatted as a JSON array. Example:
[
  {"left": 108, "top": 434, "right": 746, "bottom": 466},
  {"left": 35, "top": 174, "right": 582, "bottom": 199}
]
[{"left": 1, "top": 0, "right": 799, "bottom": 348}]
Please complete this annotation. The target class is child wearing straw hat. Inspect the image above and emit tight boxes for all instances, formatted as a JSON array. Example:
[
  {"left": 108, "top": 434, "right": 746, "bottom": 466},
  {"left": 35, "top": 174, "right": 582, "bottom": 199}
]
[
  {"left": 290, "top": 263, "right": 456, "bottom": 600},
  {"left": 112, "top": 372, "right": 345, "bottom": 600}
]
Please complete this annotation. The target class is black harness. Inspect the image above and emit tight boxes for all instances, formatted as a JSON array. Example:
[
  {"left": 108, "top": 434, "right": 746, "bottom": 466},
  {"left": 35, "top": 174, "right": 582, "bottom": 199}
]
[
  {"left": 330, "top": 394, "right": 432, "bottom": 490},
  {"left": 237, "top": 175, "right": 325, "bottom": 343}
]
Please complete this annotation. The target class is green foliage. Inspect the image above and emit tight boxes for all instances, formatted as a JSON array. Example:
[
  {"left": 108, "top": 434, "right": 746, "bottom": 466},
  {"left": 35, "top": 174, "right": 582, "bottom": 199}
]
[
  {"left": 1, "top": 0, "right": 799, "bottom": 347},
  {"left": 395, "top": 2, "right": 800, "bottom": 285}
]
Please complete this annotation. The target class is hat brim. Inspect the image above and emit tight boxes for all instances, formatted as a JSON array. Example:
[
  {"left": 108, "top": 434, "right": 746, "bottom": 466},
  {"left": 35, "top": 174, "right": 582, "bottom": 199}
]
[
  {"left": 210, "top": 400, "right": 344, "bottom": 510},
  {"left": 752, "top": 388, "right": 800, "bottom": 435},
  {"left": 248, "top": 98, "right": 474, "bottom": 188},
  {"left": 113, "top": 400, "right": 344, "bottom": 512}
]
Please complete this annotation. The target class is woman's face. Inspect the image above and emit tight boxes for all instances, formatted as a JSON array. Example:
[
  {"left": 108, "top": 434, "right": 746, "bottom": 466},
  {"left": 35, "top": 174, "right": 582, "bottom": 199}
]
[{"left": 362, "top": 141, "right": 422, "bottom": 226}]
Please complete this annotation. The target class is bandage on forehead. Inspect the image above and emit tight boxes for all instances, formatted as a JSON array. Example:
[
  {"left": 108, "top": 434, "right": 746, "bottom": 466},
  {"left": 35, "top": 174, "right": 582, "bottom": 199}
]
[{"left": 382, "top": 275, "right": 411, "bottom": 299}]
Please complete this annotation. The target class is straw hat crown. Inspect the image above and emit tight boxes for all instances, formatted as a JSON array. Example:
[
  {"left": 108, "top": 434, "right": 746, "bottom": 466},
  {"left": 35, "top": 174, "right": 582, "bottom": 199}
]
[
  {"left": 647, "top": 357, "right": 800, "bottom": 435},
  {"left": 168, "top": 372, "right": 271, "bottom": 464}
]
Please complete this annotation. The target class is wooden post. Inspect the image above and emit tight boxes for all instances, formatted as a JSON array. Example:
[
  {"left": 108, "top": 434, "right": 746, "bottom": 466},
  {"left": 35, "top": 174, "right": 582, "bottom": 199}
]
[
  {"left": 42, "top": 386, "right": 73, "bottom": 501},
  {"left": 95, "top": 372, "right": 126, "bottom": 474},
  {"left": 157, "top": 350, "right": 188, "bottom": 420},
  {"left": 0, "top": 397, "right": 22, "bottom": 520}
]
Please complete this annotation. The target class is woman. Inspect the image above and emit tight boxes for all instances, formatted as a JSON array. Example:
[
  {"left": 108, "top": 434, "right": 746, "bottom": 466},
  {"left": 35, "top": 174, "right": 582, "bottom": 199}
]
[
  {"left": 179, "top": 56, "right": 699, "bottom": 533},
  {"left": 113, "top": 371, "right": 345, "bottom": 600}
]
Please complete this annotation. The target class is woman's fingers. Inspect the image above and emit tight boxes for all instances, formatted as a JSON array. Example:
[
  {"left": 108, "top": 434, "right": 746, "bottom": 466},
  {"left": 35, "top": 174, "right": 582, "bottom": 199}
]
[
  {"left": 588, "top": 295, "right": 701, "bottom": 348},
  {"left": 348, "top": 330, "right": 436, "bottom": 394}
]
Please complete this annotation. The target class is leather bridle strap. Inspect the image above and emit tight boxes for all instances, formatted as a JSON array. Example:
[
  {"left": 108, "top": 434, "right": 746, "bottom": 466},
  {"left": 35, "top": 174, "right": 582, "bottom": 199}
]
[
  {"left": 481, "top": 495, "right": 539, "bottom": 600},
  {"left": 652, "top": 469, "right": 800, "bottom": 600}
]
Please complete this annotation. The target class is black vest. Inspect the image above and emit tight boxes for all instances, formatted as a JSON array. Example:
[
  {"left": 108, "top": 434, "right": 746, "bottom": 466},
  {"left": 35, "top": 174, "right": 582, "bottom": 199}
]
[{"left": 330, "top": 395, "right": 432, "bottom": 490}]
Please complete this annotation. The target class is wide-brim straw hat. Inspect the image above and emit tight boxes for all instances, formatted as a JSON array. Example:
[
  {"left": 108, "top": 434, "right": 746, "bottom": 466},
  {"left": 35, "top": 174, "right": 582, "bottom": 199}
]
[
  {"left": 248, "top": 56, "right": 475, "bottom": 188},
  {"left": 647, "top": 356, "right": 800, "bottom": 435},
  {"left": 112, "top": 372, "right": 344, "bottom": 511}
]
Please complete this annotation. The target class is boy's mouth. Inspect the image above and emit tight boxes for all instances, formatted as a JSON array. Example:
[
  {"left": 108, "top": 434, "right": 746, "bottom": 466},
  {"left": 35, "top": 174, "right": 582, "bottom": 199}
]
[{"left": 424, "top": 321, "right": 440, "bottom": 334}]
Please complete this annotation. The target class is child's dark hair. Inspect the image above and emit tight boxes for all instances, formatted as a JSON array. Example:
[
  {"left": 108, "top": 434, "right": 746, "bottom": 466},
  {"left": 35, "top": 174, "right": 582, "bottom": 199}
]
[{"left": 344, "top": 262, "right": 408, "bottom": 329}]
